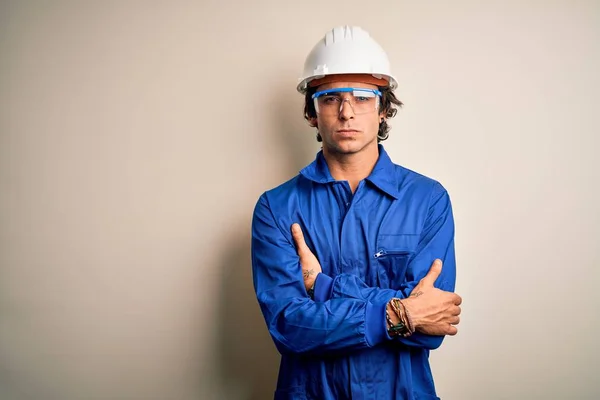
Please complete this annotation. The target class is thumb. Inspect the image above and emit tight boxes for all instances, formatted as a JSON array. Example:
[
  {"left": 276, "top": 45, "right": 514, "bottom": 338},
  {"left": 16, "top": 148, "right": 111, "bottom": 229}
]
[
  {"left": 291, "top": 223, "right": 310, "bottom": 254},
  {"left": 420, "top": 259, "right": 443, "bottom": 287}
]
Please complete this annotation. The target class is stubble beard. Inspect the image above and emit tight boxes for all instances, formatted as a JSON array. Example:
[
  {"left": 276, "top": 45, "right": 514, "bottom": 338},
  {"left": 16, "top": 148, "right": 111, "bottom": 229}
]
[{"left": 323, "top": 133, "right": 378, "bottom": 157}]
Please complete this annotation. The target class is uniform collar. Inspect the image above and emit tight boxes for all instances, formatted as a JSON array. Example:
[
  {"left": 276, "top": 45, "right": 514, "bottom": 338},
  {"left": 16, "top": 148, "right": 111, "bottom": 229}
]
[{"left": 300, "top": 144, "right": 399, "bottom": 199}]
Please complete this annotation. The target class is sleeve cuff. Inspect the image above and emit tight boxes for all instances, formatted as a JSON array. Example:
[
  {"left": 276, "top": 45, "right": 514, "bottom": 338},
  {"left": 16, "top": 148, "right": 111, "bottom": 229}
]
[
  {"left": 365, "top": 301, "right": 391, "bottom": 347},
  {"left": 312, "top": 273, "right": 334, "bottom": 302}
]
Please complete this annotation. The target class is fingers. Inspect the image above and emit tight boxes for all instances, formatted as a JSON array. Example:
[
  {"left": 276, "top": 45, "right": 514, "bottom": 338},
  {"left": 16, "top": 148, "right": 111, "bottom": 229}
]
[
  {"left": 419, "top": 259, "right": 443, "bottom": 287},
  {"left": 446, "top": 325, "right": 458, "bottom": 336},
  {"left": 291, "top": 223, "right": 310, "bottom": 255},
  {"left": 454, "top": 294, "right": 463, "bottom": 306}
]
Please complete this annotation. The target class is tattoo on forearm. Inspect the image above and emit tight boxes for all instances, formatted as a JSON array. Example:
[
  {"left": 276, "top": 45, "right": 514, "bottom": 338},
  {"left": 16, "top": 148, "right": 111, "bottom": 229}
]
[
  {"left": 303, "top": 269, "right": 315, "bottom": 279},
  {"left": 410, "top": 291, "right": 424, "bottom": 298}
]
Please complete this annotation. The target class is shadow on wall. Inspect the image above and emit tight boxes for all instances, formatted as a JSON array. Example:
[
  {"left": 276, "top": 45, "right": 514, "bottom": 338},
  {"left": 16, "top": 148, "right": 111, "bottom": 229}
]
[
  {"left": 214, "top": 86, "right": 316, "bottom": 399},
  {"left": 214, "top": 231, "right": 279, "bottom": 400}
]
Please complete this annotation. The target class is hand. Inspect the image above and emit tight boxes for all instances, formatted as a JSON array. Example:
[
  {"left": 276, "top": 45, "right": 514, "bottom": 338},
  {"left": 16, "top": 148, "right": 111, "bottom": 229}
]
[
  {"left": 400, "top": 259, "right": 462, "bottom": 336},
  {"left": 291, "top": 223, "right": 322, "bottom": 291}
]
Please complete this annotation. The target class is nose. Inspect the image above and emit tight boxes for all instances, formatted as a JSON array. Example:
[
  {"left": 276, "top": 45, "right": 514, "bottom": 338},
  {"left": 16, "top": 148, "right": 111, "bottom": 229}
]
[{"left": 338, "top": 98, "right": 355, "bottom": 120}]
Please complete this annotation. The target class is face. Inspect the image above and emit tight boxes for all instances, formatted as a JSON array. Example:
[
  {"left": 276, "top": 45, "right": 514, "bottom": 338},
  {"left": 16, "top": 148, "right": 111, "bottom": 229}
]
[{"left": 310, "top": 81, "right": 385, "bottom": 156}]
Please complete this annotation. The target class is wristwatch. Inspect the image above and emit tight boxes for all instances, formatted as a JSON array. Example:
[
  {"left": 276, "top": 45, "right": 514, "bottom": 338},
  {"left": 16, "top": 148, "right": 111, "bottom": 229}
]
[{"left": 388, "top": 320, "right": 410, "bottom": 337}]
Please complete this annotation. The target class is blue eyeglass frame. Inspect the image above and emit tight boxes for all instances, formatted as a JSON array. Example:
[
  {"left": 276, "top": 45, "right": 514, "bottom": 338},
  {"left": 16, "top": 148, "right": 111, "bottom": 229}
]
[{"left": 311, "top": 87, "right": 382, "bottom": 99}]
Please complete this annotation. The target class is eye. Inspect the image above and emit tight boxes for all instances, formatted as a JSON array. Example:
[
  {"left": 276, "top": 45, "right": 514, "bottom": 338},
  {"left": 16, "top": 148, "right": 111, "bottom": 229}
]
[
  {"left": 322, "top": 95, "right": 341, "bottom": 104},
  {"left": 355, "top": 96, "right": 371, "bottom": 102}
]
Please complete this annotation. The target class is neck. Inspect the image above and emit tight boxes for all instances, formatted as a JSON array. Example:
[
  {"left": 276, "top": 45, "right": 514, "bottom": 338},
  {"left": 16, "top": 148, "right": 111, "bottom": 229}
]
[{"left": 323, "top": 144, "right": 379, "bottom": 193}]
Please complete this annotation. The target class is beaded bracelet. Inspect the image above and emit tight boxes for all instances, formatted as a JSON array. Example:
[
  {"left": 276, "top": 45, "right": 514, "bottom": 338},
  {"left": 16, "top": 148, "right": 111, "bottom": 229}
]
[
  {"left": 386, "top": 302, "right": 410, "bottom": 337},
  {"left": 400, "top": 300, "right": 415, "bottom": 334},
  {"left": 388, "top": 298, "right": 415, "bottom": 337},
  {"left": 393, "top": 298, "right": 415, "bottom": 336},
  {"left": 385, "top": 308, "right": 395, "bottom": 329}
]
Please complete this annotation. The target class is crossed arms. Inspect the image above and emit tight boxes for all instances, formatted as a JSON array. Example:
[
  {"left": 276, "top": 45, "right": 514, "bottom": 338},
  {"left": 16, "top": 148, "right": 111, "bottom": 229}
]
[{"left": 251, "top": 186, "right": 462, "bottom": 355}]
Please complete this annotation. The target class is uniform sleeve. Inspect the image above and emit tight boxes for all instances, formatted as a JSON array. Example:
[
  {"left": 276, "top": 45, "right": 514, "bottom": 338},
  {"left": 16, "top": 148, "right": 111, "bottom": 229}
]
[
  {"left": 313, "top": 183, "right": 456, "bottom": 350},
  {"left": 251, "top": 193, "right": 390, "bottom": 355}
]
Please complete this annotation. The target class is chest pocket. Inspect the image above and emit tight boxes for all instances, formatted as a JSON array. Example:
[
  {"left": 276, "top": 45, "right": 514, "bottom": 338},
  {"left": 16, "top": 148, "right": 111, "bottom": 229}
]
[{"left": 374, "top": 234, "right": 419, "bottom": 288}]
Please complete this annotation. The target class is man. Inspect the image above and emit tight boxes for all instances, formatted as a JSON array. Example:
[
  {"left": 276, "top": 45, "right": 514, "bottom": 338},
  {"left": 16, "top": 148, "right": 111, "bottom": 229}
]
[{"left": 251, "top": 26, "right": 462, "bottom": 399}]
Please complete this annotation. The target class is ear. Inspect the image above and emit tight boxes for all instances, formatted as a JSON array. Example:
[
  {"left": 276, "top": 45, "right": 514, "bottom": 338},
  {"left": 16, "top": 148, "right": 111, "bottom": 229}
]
[{"left": 308, "top": 117, "right": 318, "bottom": 128}]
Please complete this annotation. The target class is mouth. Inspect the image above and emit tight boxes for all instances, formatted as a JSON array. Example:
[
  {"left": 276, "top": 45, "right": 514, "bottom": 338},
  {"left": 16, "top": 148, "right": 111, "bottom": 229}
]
[{"left": 336, "top": 129, "right": 360, "bottom": 135}]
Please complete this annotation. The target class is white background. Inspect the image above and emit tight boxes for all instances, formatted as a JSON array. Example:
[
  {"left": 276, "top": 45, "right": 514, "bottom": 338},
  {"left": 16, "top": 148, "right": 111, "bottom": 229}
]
[{"left": 1, "top": 1, "right": 599, "bottom": 399}]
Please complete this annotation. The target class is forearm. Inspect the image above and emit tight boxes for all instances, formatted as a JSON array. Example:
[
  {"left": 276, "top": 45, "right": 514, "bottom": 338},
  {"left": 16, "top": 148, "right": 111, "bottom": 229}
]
[
  {"left": 311, "top": 272, "right": 445, "bottom": 350},
  {"left": 311, "top": 272, "right": 401, "bottom": 303},
  {"left": 256, "top": 287, "right": 389, "bottom": 355}
]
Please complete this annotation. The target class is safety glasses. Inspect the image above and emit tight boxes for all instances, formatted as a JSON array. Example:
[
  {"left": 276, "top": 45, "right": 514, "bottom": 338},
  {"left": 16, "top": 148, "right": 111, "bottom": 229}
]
[{"left": 312, "top": 87, "right": 382, "bottom": 116}]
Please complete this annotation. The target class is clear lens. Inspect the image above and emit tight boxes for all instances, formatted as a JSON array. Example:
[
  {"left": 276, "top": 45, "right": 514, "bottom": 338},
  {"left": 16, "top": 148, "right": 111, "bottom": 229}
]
[{"left": 313, "top": 88, "right": 381, "bottom": 116}]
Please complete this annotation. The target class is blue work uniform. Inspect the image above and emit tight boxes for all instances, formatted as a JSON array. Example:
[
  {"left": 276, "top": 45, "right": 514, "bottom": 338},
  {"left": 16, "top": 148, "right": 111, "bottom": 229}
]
[{"left": 251, "top": 145, "right": 456, "bottom": 400}]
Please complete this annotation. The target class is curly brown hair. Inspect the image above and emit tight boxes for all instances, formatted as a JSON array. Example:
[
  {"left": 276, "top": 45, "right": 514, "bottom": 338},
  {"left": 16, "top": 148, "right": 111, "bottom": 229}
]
[{"left": 303, "top": 86, "right": 403, "bottom": 142}]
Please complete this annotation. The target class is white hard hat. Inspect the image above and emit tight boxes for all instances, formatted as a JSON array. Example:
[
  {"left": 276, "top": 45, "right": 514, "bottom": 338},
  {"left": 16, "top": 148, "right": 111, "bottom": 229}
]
[{"left": 297, "top": 26, "right": 398, "bottom": 93}]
